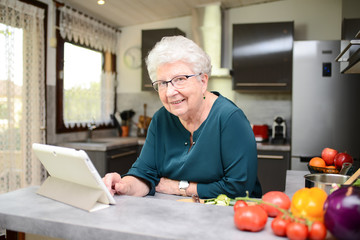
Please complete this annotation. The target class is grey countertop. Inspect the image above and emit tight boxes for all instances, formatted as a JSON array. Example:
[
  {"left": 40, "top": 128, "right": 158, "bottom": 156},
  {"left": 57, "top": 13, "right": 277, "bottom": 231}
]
[
  {"left": 0, "top": 170, "right": 331, "bottom": 240},
  {"left": 59, "top": 137, "right": 290, "bottom": 152},
  {"left": 257, "top": 141, "right": 291, "bottom": 151},
  {"left": 59, "top": 137, "right": 146, "bottom": 151}
]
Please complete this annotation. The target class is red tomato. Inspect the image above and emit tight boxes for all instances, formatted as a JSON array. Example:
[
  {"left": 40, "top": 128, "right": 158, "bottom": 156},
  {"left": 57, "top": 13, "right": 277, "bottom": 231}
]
[
  {"left": 271, "top": 215, "right": 290, "bottom": 237},
  {"left": 286, "top": 222, "right": 308, "bottom": 240},
  {"left": 308, "top": 221, "right": 327, "bottom": 240},
  {"left": 261, "top": 191, "right": 291, "bottom": 217},
  {"left": 233, "top": 200, "right": 248, "bottom": 212},
  {"left": 234, "top": 205, "right": 268, "bottom": 232}
]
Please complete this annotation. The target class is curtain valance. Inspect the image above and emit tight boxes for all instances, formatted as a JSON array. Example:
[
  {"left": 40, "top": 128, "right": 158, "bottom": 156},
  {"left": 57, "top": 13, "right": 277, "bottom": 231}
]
[{"left": 59, "top": 5, "right": 119, "bottom": 54}]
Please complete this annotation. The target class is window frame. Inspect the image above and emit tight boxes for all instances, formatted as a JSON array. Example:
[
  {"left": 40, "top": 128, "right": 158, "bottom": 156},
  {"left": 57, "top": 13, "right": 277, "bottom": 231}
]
[{"left": 55, "top": 10, "right": 116, "bottom": 133}]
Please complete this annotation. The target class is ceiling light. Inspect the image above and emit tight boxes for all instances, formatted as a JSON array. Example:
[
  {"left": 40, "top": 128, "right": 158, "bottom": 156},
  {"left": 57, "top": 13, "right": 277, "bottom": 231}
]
[{"left": 97, "top": 0, "right": 105, "bottom": 5}]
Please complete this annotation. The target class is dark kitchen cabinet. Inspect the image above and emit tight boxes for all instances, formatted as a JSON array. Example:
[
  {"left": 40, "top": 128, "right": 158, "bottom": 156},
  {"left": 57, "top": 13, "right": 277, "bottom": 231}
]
[
  {"left": 257, "top": 149, "right": 290, "bottom": 194},
  {"left": 232, "top": 22, "right": 294, "bottom": 92},
  {"left": 85, "top": 145, "right": 140, "bottom": 177},
  {"left": 141, "top": 28, "right": 185, "bottom": 91}
]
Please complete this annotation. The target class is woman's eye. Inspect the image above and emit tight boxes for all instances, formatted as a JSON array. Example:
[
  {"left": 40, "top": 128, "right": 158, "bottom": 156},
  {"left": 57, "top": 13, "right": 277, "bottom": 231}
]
[{"left": 174, "top": 77, "right": 186, "bottom": 83}]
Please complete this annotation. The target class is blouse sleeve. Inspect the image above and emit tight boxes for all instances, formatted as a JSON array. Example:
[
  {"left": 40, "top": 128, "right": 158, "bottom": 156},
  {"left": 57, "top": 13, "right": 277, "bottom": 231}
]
[
  {"left": 124, "top": 118, "right": 160, "bottom": 196},
  {"left": 196, "top": 110, "right": 261, "bottom": 199}
]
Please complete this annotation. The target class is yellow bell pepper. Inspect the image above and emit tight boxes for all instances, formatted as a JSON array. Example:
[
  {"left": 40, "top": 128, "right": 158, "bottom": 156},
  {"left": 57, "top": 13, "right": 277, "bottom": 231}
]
[{"left": 290, "top": 187, "right": 327, "bottom": 222}]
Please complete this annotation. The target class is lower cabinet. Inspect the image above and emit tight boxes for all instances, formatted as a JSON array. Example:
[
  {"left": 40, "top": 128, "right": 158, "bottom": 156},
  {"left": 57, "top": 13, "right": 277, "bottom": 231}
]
[
  {"left": 85, "top": 145, "right": 140, "bottom": 177},
  {"left": 257, "top": 150, "right": 290, "bottom": 194}
]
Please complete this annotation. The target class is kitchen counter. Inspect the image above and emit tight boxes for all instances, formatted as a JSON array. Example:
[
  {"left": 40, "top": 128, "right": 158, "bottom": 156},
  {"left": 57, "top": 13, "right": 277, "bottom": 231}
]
[
  {"left": 256, "top": 141, "right": 291, "bottom": 151},
  {"left": 59, "top": 137, "right": 146, "bottom": 151},
  {"left": 59, "top": 137, "right": 290, "bottom": 152},
  {"left": 0, "top": 170, "right": 334, "bottom": 240}
]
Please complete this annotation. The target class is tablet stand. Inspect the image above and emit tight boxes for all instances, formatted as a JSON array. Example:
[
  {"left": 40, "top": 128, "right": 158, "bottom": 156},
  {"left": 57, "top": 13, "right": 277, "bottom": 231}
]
[{"left": 37, "top": 176, "right": 110, "bottom": 212}]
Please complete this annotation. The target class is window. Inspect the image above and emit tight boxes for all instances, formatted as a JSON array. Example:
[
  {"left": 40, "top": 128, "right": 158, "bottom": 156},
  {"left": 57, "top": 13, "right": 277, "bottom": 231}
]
[
  {"left": 63, "top": 42, "right": 102, "bottom": 125},
  {"left": 0, "top": 24, "right": 23, "bottom": 152},
  {"left": 55, "top": 11, "right": 117, "bottom": 133}
]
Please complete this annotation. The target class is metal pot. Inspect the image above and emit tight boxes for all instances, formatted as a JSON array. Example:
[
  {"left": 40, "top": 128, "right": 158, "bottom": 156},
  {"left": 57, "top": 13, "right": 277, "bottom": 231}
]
[{"left": 304, "top": 173, "right": 350, "bottom": 195}]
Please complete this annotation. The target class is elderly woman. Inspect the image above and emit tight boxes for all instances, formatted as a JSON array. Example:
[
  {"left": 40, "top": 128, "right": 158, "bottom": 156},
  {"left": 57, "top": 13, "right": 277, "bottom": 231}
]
[{"left": 103, "top": 36, "right": 262, "bottom": 199}]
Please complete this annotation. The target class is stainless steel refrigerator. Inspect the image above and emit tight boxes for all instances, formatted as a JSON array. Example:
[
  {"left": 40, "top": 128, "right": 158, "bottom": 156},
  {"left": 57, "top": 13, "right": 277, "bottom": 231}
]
[{"left": 291, "top": 40, "right": 360, "bottom": 170}]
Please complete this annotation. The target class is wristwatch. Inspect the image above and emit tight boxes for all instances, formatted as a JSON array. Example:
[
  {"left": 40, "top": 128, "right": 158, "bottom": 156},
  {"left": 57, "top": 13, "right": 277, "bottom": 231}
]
[{"left": 179, "top": 180, "right": 189, "bottom": 196}]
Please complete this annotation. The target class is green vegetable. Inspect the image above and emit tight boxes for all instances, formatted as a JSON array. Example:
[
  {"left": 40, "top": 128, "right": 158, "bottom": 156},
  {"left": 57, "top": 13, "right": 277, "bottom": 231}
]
[{"left": 204, "top": 194, "right": 232, "bottom": 206}]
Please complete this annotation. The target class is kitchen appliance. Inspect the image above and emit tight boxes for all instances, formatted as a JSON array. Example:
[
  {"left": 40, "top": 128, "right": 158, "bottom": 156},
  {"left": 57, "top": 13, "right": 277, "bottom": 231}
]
[
  {"left": 252, "top": 124, "right": 269, "bottom": 142},
  {"left": 291, "top": 41, "right": 360, "bottom": 171},
  {"left": 271, "top": 116, "right": 286, "bottom": 144}
]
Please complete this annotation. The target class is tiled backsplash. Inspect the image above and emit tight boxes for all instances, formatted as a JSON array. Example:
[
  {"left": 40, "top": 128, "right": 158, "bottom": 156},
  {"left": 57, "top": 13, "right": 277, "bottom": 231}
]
[
  {"left": 234, "top": 92, "right": 292, "bottom": 140},
  {"left": 116, "top": 92, "right": 162, "bottom": 137}
]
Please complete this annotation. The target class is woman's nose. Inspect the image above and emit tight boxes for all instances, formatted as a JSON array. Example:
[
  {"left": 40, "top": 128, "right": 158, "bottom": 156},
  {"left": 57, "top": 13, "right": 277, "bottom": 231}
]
[{"left": 165, "top": 82, "right": 178, "bottom": 96}]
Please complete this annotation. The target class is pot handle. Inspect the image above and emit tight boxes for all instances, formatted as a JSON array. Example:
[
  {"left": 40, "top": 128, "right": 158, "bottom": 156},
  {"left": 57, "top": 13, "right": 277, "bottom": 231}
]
[{"left": 339, "top": 162, "right": 352, "bottom": 175}]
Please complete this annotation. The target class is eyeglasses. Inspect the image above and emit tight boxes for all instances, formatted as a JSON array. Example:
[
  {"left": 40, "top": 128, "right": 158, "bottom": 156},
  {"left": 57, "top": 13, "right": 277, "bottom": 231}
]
[{"left": 152, "top": 73, "right": 202, "bottom": 92}]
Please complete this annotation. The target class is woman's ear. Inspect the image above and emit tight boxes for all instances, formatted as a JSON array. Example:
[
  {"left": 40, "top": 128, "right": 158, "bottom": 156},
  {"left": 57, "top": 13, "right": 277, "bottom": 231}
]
[{"left": 201, "top": 73, "right": 209, "bottom": 93}]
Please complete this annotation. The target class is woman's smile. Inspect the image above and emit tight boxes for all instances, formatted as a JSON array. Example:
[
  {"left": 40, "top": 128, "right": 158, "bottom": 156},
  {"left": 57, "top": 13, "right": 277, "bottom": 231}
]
[{"left": 170, "top": 99, "right": 185, "bottom": 105}]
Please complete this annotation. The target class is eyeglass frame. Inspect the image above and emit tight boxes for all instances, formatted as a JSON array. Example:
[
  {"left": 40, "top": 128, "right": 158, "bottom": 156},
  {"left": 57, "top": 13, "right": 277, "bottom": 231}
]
[{"left": 151, "top": 73, "right": 202, "bottom": 92}]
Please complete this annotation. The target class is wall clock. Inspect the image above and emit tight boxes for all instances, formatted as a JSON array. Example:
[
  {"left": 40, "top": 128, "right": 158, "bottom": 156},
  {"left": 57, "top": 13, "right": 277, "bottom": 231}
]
[{"left": 123, "top": 46, "right": 141, "bottom": 69}]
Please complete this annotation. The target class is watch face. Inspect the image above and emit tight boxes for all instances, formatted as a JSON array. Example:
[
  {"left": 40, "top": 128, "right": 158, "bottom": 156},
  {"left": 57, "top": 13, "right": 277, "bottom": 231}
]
[{"left": 179, "top": 180, "right": 189, "bottom": 189}]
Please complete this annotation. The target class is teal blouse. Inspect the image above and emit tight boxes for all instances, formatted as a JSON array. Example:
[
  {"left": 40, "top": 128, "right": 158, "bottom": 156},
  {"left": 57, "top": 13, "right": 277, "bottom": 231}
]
[{"left": 126, "top": 93, "right": 262, "bottom": 199}]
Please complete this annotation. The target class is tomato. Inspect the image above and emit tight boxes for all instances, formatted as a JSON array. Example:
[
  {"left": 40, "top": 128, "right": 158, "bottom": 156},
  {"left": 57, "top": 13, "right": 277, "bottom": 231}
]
[
  {"left": 233, "top": 200, "right": 248, "bottom": 212},
  {"left": 308, "top": 221, "right": 327, "bottom": 240},
  {"left": 271, "top": 215, "right": 290, "bottom": 237},
  {"left": 286, "top": 222, "right": 308, "bottom": 240},
  {"left": 290, "top": 187, "right": 327, "bottom": 222},
  {"left": 260, "top": 191, "right": 291, "bottom": 217},
  {"left": 234, "top": 205, "right": 268, "bottom": 232}
]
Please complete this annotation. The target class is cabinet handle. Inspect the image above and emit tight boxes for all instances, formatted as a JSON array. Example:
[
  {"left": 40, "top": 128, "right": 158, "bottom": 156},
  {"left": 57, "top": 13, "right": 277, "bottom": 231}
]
[
  {"left": 110, "top": 150, "right": 137, "bottom": 159},
  {"left": 236, "top": 83, "right": 287, "bottom": 87},
  {"left": 257, "top": 154, "right": 284, "bottom": 160},
  {"left": 143, "top": 84, "right": 152, "bottom": 88}
]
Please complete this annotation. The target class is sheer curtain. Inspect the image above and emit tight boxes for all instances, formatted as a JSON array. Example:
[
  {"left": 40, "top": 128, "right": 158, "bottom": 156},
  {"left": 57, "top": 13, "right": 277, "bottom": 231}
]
[
  {"left": 0, "top": 0, "right": 46, "bottom": 193},
  {"left": 59, "top": 5, "right": 118, "bottom": 127},
  {"left": 59, "top": 6, "right": 118, "bottom": 54}
]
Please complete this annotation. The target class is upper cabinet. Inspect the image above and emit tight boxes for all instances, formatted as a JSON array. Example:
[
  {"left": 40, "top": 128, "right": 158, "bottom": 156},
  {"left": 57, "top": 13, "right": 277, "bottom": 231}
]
[
  {"left": 232, "top": 22, "right": 294, "bottom": 92},
  {"left": 141, "top": 28, "right": 185, "bottom": 91}
]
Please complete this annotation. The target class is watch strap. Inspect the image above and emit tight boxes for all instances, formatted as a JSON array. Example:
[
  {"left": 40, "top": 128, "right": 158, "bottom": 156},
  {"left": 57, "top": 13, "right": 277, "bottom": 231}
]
[{"left": 180, "top": 188, "right": 187, "bottom": 196}]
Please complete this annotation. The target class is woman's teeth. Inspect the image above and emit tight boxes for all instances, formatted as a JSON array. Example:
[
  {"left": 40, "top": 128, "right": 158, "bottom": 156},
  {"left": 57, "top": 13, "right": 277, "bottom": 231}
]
[{"left": 172, "top": 99, "right": 184, "bottom": 104}]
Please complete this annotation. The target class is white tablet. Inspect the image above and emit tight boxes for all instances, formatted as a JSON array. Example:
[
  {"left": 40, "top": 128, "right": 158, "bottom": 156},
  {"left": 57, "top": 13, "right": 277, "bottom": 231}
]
[{"left": 32, "top": 143, "right": 115, "bottom": 211}]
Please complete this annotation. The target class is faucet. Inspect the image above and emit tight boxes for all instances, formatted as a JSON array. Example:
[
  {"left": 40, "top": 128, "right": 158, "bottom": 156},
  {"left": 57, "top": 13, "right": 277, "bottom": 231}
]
[{"left": 87, "top": 121, "right": 97, "bottom": 141}]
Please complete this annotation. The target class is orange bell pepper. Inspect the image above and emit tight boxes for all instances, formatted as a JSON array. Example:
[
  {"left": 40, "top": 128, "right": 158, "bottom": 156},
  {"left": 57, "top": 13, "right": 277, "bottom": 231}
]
[{"left": 290, "top": 187, "right": 328, "bottom": 222}]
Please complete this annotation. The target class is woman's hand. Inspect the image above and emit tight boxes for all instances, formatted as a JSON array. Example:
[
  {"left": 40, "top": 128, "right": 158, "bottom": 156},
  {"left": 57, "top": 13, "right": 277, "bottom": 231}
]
[
  {"left": 102, "top": 172, "right": 121, "bottom": 196},
  {"left": 103, "top": 173, "right": 150, "bottom": 197},
  {"left": 155, "top": 177, "right": 179, "bottom": 195}
]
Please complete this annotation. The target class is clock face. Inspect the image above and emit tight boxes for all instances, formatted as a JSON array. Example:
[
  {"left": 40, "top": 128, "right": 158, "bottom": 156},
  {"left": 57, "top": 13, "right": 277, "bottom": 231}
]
[{"left": 124, "top": 46, "right": 141, "bottom": 69}]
